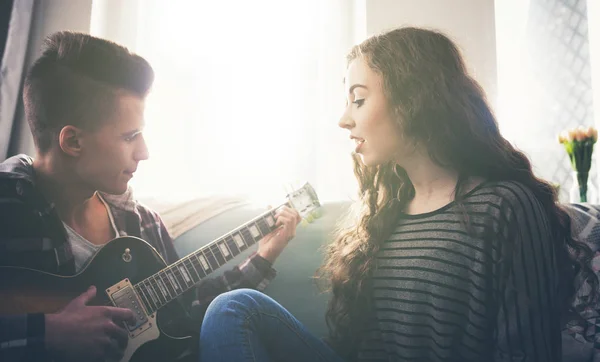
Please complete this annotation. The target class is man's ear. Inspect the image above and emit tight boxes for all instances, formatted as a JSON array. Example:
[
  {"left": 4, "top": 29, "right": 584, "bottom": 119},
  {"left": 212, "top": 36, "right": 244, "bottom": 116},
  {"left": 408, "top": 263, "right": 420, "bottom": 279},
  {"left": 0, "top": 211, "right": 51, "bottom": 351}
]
[{"left": 58, "top": 125, "right": 84, "bottom": 157}]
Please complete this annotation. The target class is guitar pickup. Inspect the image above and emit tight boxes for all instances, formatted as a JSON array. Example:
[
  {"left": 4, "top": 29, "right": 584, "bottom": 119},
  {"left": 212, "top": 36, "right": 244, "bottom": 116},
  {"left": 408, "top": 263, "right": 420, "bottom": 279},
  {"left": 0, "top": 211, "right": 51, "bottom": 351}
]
[{"left": 109, "top": 285, "right": 148, "bottom": 332}]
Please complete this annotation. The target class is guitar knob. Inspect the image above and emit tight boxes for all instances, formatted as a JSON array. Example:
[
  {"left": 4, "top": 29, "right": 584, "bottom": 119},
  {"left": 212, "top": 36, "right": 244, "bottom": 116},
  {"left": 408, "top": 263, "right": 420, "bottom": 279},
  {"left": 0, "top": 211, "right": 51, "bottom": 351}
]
[{"left": 122, "top": 248, "right": 132, "bottom": 262}]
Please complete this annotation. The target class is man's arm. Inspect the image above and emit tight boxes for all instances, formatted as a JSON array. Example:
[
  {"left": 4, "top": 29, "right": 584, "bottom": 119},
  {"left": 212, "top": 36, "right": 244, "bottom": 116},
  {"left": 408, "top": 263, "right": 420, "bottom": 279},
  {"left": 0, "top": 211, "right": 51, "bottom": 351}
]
[
  {"left": 0, "top": 314, "right": 46, "bottom": 362},
  {"left": 0, "top": 286, "right": 135, "bottom": 362}
]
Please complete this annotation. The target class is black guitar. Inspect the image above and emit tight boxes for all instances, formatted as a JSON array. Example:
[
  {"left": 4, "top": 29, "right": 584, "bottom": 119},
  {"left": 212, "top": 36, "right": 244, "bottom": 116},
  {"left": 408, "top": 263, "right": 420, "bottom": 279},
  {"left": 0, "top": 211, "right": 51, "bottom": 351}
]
[{"left": 0, "top": 183, "right": 320, "bottom": 362}]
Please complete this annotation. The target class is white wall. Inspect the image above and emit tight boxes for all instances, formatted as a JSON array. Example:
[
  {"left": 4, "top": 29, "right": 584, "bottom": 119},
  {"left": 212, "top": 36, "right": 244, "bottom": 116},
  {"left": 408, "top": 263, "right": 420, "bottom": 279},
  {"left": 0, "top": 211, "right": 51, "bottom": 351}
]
[
  {"left": 362, "top": 0, "right": 498, "bottom": 109},
  {"left": 90, "top": 0, "right": 141, "bottom": 50}
]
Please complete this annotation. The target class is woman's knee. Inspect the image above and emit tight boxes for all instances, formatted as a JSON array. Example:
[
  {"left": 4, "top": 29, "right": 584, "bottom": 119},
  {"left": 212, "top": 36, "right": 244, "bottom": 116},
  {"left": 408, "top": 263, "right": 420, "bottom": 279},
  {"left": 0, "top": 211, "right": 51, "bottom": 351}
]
[{"left": 204, "top": 288, "right": 275, "bottom": 320}]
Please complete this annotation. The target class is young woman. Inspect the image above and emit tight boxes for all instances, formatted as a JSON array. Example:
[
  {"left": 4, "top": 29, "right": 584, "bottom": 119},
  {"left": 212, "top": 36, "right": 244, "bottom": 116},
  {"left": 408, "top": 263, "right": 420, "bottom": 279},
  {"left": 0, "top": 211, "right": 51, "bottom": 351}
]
[{"left": 197, "top": 27, "right": 597, "bottom": 362}]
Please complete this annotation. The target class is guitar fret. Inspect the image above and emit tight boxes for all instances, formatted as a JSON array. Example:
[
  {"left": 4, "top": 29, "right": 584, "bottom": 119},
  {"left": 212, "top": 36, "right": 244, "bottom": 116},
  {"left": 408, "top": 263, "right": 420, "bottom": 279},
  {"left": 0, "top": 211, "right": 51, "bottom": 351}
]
[
  {"left": 160, "top": 271, "right": 176, "bottom": 299},
  {"left": 176, "top": 263, "right": 193, "bottom": 287},
  {"left": 225, "top": 236, "right": 240, "bottom": 255},
  {"left": 139, "top": 283, "right": 156, "bottom": 313},
  {"left": 218, "top": 241, "right": 233, "bottom": 261},
  {"left": 233, "top": 232, "right": 248, "bottom": 250},
  {"left": 154, "top": 275, "right": 170, "bottom": 302},
  {"left": 195, "top": 252, "right": 212, "bottom": 274},
  {"left": 144, "top": 280, "right": 160, "bottom": 311},
  {"left": 191, "top": 255, "right": 207, "bottom": 278},
  {"left": 210, "top": 244, "right": 226, "bottom": 265},
  {"left": 265, "top": 211, "right": 276, "bottom": 229},
  {"left": 135, "top": 285, "right": 152, "bottom": 314},
  {"left": 203, "top": 249, "right": 220, "bottom": 270},
  {"left": 149, "top": 279, "right": 164, "bottom": 307},
  {"left": 166, "top": 268, "right": 182, "bottom": 292},
  {"left": 248, "top": 222, "right": 262, "bottom": 240},
  {"left": 241, "top": 228, "right": 255, "bottom": 246},
  {"left": 151, "top": 276, "right": 167, "bottom": 306},
  {"left": 256, "top": 217, "right": 271, "bottom": 237},
  {"left": 172, "top": 265, "right": 188, "bottom": 290},
  {"left": 184, "top": 257, "right": 201, "bottom": 283}
]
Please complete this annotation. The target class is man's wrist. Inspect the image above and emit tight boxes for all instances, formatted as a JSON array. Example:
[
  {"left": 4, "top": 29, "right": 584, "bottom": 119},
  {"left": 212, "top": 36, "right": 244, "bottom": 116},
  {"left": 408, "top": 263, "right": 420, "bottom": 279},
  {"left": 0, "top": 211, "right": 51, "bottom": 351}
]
[{"left": 257, "top": 249, "right": 277, "bottom": 264}]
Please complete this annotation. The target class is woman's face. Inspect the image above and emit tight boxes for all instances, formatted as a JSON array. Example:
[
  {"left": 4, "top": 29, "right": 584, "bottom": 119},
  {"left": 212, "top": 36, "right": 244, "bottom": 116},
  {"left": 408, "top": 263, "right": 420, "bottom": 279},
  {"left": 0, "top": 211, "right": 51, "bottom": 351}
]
[{"left": 338, "top": 57, "right": 409, "bottom": 167}]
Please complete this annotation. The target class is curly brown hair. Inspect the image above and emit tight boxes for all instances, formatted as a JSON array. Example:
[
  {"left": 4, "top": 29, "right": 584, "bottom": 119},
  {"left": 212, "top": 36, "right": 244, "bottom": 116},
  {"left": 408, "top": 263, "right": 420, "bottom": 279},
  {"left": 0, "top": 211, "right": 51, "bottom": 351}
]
[{"left": 318, "top": 26, "right": 597, "bottom": 357}]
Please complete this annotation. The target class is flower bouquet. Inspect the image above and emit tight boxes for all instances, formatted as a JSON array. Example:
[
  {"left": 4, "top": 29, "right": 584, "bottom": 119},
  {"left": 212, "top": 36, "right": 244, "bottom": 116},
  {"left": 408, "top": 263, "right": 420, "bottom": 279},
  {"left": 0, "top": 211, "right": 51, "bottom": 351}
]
[{"left": 558, "top": 126, "right": 598, "bottom": 202}]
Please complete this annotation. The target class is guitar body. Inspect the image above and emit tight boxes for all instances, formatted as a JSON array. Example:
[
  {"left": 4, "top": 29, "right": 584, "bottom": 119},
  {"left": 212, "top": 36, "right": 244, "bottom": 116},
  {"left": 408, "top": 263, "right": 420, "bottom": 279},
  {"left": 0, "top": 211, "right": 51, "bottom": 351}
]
[{"left": 0, "top": 237, "right": 192, "bottom": 362}]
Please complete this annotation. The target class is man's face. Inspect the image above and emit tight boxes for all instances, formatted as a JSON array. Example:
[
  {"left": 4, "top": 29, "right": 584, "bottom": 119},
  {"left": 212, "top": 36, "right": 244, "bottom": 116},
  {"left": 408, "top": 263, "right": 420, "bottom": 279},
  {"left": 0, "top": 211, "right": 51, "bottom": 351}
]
[{"left": 74, "top": 93, "right": 149, "bottom": 195}]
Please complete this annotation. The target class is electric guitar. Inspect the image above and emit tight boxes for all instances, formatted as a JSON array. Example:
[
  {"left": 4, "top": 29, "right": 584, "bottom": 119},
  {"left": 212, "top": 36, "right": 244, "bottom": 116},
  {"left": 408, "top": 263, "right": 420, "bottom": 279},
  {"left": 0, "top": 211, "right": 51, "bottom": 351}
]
[{"left": 0, "top": 183, "right": 321, "bottom": 362}]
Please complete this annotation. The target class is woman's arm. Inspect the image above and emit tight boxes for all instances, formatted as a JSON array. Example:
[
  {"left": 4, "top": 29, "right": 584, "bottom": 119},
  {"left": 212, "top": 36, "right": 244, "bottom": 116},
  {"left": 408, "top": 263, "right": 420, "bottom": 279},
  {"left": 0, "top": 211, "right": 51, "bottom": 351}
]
[{"left": 493, "top": 184, "right": 562, "bottom": 362}]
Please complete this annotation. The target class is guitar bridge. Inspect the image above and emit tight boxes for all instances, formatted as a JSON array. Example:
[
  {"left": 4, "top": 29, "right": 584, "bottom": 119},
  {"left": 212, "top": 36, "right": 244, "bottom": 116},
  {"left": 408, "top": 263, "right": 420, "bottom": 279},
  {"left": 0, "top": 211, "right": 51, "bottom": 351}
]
[{"left": 106, "top": 279, "right": 153, "bottom": 337}]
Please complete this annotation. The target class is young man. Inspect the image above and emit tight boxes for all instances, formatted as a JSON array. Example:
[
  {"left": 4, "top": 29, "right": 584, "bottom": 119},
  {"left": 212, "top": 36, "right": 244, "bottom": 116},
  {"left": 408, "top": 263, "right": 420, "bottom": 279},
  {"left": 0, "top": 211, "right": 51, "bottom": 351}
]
[{"left": 0, "top": 31, "right": 301, "bottom": 362}]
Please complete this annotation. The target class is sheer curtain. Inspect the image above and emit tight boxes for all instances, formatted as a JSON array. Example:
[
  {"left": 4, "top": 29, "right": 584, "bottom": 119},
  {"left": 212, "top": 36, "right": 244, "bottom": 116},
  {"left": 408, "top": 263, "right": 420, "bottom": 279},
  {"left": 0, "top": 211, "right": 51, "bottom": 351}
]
[
  {"left": 495, "top": 0, "right": 597, "bottom": 201},
  {"left": 91, "top": 0, "right": 359, "bottom": 204},
  {"left": 588, "top": 0, "right": 600, "bottom": 174}
]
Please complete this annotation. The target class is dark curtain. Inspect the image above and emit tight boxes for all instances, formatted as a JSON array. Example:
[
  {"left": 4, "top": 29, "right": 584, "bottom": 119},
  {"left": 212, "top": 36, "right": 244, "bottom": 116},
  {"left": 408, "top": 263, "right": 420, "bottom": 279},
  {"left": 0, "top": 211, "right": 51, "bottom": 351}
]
[
  {"left": 0, "top": 0, "right": 13, "bottom": 59},
  {"left": 0, "top": 0, "right": 35, "bottom": 161}
]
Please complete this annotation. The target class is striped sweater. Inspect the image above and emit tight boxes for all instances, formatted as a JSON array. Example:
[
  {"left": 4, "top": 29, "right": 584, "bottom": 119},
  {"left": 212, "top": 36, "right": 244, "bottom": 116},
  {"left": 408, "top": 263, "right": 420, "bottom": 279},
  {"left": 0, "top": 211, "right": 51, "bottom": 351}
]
[{"left": 357, "top": 181, "right": 561, "bottom": 362}]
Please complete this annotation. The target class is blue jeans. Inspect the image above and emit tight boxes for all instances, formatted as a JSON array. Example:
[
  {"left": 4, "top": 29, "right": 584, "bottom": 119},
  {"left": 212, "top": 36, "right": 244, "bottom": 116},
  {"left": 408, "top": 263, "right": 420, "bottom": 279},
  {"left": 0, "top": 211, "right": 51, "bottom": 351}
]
[{"left": 198, "top": 288, "right": 346, "bottom": 362}]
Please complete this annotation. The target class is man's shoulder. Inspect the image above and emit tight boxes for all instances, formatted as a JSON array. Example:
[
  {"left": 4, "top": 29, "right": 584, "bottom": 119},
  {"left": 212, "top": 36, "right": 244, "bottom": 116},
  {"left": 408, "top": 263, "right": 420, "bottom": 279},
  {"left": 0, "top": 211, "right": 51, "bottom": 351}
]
[
  {"left": 99, "top": 190, "right": 170, "bottom": 252},
  {"left": 136, "top": 200, "right": 163, "bottom": 223},
  {"left": 0, "top": 154, "right": 34, "bottom": 178},
  {"left": 0, "top": 155, "right": 42, "bottom": 209},
  {"left": 0, "top": 154, "right": 33, "bottom": 176}
]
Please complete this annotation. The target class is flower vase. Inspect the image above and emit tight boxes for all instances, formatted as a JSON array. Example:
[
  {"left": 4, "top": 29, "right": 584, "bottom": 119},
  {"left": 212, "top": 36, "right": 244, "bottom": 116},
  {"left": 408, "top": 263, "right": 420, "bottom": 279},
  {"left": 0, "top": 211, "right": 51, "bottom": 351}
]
[{"left": 570, "top": 172, "right": 598, "bottom": 203}]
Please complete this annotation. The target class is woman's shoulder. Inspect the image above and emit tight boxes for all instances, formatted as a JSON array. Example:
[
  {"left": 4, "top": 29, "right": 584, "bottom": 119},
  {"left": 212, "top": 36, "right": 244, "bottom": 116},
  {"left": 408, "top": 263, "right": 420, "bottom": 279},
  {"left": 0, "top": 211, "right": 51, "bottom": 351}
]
[
  {"left": 468, "top": 180, "right": 548, "bottom": 223},
  {"left": 469, "top": 180, "right": 539, "bottom": 203}
]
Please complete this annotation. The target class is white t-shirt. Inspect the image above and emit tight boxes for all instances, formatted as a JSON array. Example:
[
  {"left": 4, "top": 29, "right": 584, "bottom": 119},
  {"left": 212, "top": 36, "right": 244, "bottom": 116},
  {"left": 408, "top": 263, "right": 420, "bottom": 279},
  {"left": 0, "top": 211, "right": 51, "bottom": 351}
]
[{"left": 63, "top": 194, "right": 119, "bottom": 272}]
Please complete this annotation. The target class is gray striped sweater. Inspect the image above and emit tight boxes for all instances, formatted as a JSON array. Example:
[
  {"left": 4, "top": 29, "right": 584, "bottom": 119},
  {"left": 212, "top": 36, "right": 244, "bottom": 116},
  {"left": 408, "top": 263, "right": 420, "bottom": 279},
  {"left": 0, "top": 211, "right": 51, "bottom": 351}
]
[{"left": 357, "top": 181, "right": 561, "bottom": 362}]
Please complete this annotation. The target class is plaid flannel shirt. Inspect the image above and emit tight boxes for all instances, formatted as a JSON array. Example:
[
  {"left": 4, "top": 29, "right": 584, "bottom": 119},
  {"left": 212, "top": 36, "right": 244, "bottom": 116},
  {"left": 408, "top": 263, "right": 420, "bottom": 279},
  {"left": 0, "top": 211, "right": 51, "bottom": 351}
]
[{"left": 0, "top": 154, "right": 276, "bottom": 362}]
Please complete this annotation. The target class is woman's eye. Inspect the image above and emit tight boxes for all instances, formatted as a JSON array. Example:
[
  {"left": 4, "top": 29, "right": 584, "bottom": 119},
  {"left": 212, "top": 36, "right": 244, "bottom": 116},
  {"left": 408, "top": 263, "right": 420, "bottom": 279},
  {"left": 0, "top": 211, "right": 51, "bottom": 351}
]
[{"left": 353, "top": 99, "right": 365, "bottom": 107}]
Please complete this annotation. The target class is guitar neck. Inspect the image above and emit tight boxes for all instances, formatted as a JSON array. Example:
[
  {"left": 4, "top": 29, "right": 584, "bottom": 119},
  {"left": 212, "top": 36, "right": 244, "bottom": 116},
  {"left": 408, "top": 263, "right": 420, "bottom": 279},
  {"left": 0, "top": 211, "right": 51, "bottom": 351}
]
[{"left": 133, "top": 201, "right": 290, "bottom": 314}]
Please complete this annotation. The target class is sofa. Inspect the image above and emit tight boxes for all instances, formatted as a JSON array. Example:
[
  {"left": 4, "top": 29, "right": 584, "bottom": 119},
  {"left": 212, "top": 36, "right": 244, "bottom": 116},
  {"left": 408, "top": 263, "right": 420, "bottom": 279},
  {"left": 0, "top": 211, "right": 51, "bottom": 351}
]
[
  {"left": 173, "top": 200, "right": 600, "bottom": 361},
  {"left": 173, "top": 200, "right": 351, "bottom": 338}
]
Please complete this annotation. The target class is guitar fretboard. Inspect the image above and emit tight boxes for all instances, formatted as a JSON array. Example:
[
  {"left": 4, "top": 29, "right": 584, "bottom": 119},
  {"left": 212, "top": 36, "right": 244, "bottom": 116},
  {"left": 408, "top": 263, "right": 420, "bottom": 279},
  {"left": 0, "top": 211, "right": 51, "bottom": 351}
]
[{"left": 133, "top": 202, "right": 288, "bottom": 315}]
